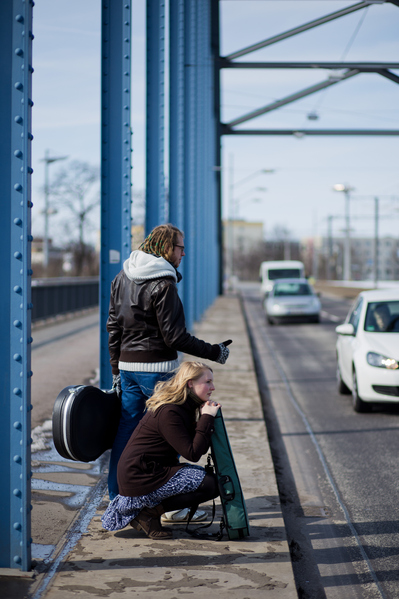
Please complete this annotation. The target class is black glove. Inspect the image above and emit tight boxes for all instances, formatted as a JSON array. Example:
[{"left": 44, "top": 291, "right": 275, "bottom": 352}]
[
  {"left": 112, "top": 373, "right": 121, "bottom": 397},
  {"left": 216, "top": 339, "right": 233, "bottom": 364}
]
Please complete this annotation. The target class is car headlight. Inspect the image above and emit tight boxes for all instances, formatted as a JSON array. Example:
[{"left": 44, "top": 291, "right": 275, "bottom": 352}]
[
  {"left": 273, "top": 304, "right": 282, "bottom": 311},
  {"left": 366, "top": 352, "right": 399, "bottom": 370}
]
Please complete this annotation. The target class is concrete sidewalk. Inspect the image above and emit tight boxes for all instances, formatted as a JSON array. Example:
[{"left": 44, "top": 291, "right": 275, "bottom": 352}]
[{"left": 30, "top": 295, "right": 297, "bottom": 598}]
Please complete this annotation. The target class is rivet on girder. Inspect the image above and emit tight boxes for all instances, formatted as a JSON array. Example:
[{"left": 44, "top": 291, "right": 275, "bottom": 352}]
[
  {"left": 14, "top": 183, "right": 22, "bottom": 192},
  {"left": 15, "top": 115, "right": 23, "bottom": 124},
  {"left": 28, "top": 336, "right": 33, "bottom": 344},
  {"left": 13, "top": 523, "right": 22, "bottom": 531},
  {"left": 14, "top": 252, "right": 22, "bottom": 260},
  {"left": 14, "top": 422, "right": 22, "bottom": 430},
  {"left": 124, "top": 21, "right": 129, "bottom": 26},
  {"left": 14, "top": 456, "right": 22, "bottom": 463},
  {"left": 15, "top": 82, "right": 23, "bottom": 91},
  {"left": 15, "top": 48, "right": 23, "bottom": 57},
  {"left": 13, "top": 387, "right": 22, "bottom": 395},
  {"left": 13, "top": 489, "right": 22, "bottom": 498},
  {"left": 28, "top": 303, "right": 33, "bottom": 310},
  {"left": 14, "top": 150, "right": 23, "bottom": 158},
  {"left": 14, "top": 286, "right": 22, "bottom": 294},
  {"left": 15, "top": 14, "right": 24, "bottom": 23},
  {"left": 124, "top": 105, "right": 129, "bottom": 110},
  {"left": 14, "top": 218, "right": 22, "bottom": 226},
  {"left": 28, "top": 235, "right": 33, "bottom": 241},
  {"left": 28, "top": 99, "right": 34, "bottom": 107},
  {"left": 13, "top": 556, "right": 22, "bottom": 564},
  {"left": 124, "top": 38, "right": 129, "bottom": 43},
  {"left": 124, "top": 88, "right": 128, "bottom": 93},
  {"left": 28, "top": 132, "right": 33, "bottom": 140},
  {"left": 13, "top": 354, "right": 22, "bottom": 362},
  {"left": 28, "top": 167, "right": 33, "bottom": 174},
  {"left": 124, "top": 55, "right": 129, "bottom": 60},
  {"left": 28, "top": 371, "right": 33, "bottom": 378}
]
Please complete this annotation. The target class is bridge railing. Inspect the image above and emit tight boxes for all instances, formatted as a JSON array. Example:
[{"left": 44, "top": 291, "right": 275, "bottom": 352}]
[{"left": 31, "top": 277, "right": 99, "bottom": 322}]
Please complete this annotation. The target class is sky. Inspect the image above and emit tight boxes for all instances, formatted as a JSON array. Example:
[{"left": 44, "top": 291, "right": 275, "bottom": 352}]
[{"left": 30, "top": 0, "right": 399, "bottom": 246}]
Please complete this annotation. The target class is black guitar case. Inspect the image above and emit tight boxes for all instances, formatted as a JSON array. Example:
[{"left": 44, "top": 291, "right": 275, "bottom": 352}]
[
  {"left": 52, "top": 385, "right": 120, "bottom": 462},
  {"left": 210, "top": 410, "right": 250, "bottom": 540}
]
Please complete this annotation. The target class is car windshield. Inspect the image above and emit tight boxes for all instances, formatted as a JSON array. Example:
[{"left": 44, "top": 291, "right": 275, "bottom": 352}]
[
  {"left": 364, "top": 300, "right": 399, "bottom": 333},
  {"left": 268, "top": 269, "right": 301, "bottom": 280},
  {"left": 273, "top": 283, "right": 312, "bottom": 297}
]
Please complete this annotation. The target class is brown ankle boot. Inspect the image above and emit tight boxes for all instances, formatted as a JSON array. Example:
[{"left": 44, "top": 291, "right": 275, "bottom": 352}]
[{"left": 130, "top": 505, "right": 173, "bottom": 539}]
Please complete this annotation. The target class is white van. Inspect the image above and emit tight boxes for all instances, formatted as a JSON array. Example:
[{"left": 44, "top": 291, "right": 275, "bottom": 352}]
[{"left": 259, "top": 260, "right": 305, "bottom": 298}]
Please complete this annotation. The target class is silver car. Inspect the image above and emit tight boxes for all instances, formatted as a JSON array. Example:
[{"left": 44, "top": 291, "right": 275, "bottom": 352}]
[{"left": 264, "top": 278, "right": 321, "bottom": 324}]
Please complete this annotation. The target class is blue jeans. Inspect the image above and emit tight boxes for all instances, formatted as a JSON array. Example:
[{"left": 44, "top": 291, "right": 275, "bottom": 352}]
[{"left": 108, "top": 370, "right": 173, "bottom": 500}]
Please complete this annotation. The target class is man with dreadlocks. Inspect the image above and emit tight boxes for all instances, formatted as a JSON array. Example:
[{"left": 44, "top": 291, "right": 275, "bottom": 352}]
[{"left": 106, "top": 224, "right": 232, "bottom": 524}]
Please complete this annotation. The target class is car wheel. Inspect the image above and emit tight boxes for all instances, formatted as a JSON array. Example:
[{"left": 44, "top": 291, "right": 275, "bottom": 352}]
[
  {"left": 352, "top": 369, "right": 371, "bottom": 413},
  {"left": 336, "top": 363, "right": 350, "bottom": 395}
]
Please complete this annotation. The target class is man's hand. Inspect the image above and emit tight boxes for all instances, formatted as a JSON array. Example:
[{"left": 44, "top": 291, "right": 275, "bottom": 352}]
[{"left": 112, "top": 373, "right": 121, "bottom": 397}]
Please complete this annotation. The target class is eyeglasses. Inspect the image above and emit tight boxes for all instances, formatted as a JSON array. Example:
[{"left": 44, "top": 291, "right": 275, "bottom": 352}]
[{"left": 174, "top": 244, "right": 185, "bottom": 252}]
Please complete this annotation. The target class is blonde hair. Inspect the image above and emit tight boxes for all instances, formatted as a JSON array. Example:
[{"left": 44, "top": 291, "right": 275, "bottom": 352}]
[
  {"left": 146, "top": 361, "right": 213, "bottom": 413},
  {"left": 139, "top": 224, "right": 183, "bottom": 263}
]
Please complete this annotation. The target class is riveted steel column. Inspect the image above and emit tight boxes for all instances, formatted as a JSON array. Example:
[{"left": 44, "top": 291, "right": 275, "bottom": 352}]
[
  {"left": 146, "top": 0, "right": 165, "bottom": 234},
  {"left": 100, "top": 0, "right": 132, "bottom": 390},
  {"left": 211, "top": 0, "right": 222, "bottom": 296},
  {"left": 183, "top": 0, "right": 197, "bottom": 330},
  {"left": 195, "top": 1, "right": 206, "bottom": 320},
  {"left": 169, "top": 0, "right": 185, "bottom": 298},
  {"left": 0, "top": 0, "right": 33, "bottom": 571}
]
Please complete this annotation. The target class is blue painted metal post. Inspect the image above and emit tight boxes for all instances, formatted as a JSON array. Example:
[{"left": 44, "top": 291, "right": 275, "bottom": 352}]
[
  {"left": 0, "top": 0, "right": 33, "bottom": 571},
  {"left": 100, "top": 0, "right": 132, "bottom": 390},
  {"left": 146, "top": 0, "right": 166, "bottom": 234},
  {"left": 169, "top": 0, "right": 186, "bottom": 297},
  {"left": 211, "top": 0, "right": 223, "bottom": 296},
  {"left": 183, "top": 0, "right": 197, "bottom": 330}
]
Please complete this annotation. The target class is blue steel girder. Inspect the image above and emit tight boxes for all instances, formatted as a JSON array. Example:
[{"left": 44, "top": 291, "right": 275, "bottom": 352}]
[
  {"left": 183, "top": 0, "right": 197, "bottom": 329},
  {"left": 100, "top": 0, "right": 132, "bottom": 390},
  {"left": 146, "top": 0, "right": 166, "bottom": 234},
  {"left": 169, "top": 0, "right": 186, "bottom": 300},
  {"left": 0, "top": 0, "right": 33, "bottom": 571},
  {"left": 220, "top": 1, "right": 399, "bottom": 135}
]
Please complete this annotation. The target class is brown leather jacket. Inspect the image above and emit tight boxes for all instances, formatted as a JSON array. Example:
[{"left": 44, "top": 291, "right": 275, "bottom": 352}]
[
  {"left": 117, "top": 397, "right": 215, "bottom": 496},
  {"left": 107, "top": 271, "right": 220, "bottom": 374}
]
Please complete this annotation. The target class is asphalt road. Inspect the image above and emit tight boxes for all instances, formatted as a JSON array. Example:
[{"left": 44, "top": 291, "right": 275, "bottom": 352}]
[{"left": 241, "top": 283, "right": 399, "bottom": 599}]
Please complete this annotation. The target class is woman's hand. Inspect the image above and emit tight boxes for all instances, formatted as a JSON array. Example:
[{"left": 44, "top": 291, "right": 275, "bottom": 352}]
[{"left": 200, "top": 400, "right": 221, "bottom": 417}]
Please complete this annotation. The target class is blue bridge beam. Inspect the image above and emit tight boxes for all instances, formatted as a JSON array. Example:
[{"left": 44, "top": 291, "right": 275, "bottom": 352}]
[
  {"left": 0, "top": 0, "right": 34, "bottom": 571},
  {"left": 99, "top": 0, "right": 132, "bottom": 391}
]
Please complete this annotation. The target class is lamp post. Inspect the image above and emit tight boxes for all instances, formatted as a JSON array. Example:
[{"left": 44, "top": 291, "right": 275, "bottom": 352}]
[
  {"left": 40, "top": 150, "right": 68, "bottom": 269},
  {"left": 227, "top": 155, "right": 274, "bottom": 287},
  {"left": 333, "top": 183, "right": 354, "bottom": 281}
]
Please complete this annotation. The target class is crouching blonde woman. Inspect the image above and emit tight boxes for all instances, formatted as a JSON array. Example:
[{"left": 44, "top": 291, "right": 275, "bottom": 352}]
[{"left": 101, "top": 362, "right": 221, "bottom": 539}]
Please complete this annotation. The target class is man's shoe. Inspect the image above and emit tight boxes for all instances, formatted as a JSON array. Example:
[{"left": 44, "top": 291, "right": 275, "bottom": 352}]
[{"left": 161, "top": 508, "right": 207, "bottom": 523}]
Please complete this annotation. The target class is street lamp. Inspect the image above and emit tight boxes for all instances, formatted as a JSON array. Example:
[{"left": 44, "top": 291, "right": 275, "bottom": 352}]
[
  {"left": 40, "top": 150, "right": 68, "bottom": 269},
  {"left": 333, "top": 183, "right": 355, "bottom": 281}
]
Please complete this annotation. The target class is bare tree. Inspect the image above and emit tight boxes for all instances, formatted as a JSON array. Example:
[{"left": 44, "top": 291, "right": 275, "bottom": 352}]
[{"left": 50, "top": 160, "right": 100, "bottom": 275}]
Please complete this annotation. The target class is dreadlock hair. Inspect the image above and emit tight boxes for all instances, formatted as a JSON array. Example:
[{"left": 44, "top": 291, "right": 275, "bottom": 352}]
[
  {"left": 139, "top": 224, "right": 183, "bottom": 262},
  {"left": 146, "top": 361, "right": 213, "bottom": 417}
]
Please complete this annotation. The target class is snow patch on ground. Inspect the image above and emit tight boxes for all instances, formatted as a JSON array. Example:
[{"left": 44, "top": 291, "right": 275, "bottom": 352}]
[{"left": 31, "top": 419, "right": 53, "bottom": 453}]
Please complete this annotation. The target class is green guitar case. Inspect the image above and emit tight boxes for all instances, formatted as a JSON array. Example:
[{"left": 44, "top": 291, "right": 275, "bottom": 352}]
[{"left": 210, "top": 410, "right": 250, "bottom": 540}]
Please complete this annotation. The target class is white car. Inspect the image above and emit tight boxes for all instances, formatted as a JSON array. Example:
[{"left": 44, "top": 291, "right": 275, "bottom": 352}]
[
  {"left": 263, "top": 278, "right": 321, "bottom": 324},
  {"left": 336, "top": 288, "right": 399, "bottom": 412}
]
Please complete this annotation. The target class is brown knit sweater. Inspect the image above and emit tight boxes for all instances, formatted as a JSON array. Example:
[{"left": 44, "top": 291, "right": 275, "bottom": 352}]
[{"left": 117, "top": 397, "right": 215, "bottom": 497}]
